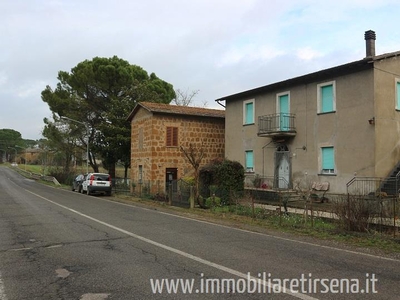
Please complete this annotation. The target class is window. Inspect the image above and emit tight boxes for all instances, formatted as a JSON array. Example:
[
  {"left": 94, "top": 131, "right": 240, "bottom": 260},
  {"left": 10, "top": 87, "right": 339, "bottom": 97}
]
[
  {"left": 243, "top": 99, "right": 255, "bottom": 125},
  {"left": 321, "top": 146, "right": 335, "bottom": 174},
  {"left": 245, "top": 150, "right": 254, "bottom": 172},
  {"left": 166, "top": 127, "right": 178, "bottom": 147},
  {"left": 317, "top": 82, "right": 336, "bottom": 113},
  {"left": 138, "top": 165, "right": 143, "bottom": 183},
  {"left": 396, "top": 79, "right": 400, "bottom": 110}
]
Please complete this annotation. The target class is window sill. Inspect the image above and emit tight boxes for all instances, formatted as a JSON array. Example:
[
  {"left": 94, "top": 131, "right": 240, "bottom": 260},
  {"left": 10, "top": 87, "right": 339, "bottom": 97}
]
[
  {"left": 317, "top": 111, "right": 336, "bottom": 115},
  {"left": 318, "top": 173, "right": 337, "bottom": 176},
  {"left": 243, "top": 123, "right": 255, "bottom": 126}
]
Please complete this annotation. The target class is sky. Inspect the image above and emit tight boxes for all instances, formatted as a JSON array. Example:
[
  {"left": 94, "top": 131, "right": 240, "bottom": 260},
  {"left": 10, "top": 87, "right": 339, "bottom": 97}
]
[{"left": 1, "top": 0, "right": 400, "bottom": 140}]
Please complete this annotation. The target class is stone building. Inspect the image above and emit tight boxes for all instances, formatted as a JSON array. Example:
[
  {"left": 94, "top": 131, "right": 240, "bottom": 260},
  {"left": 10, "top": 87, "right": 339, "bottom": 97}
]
[{"left": 127, "top": 102, "right": 225, "bottom": 193}]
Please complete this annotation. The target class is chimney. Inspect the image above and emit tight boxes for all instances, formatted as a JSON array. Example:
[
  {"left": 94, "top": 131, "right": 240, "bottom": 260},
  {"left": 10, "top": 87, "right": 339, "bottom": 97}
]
[{"left": 364, "top": 30, "right": 376, "bottom": 57}]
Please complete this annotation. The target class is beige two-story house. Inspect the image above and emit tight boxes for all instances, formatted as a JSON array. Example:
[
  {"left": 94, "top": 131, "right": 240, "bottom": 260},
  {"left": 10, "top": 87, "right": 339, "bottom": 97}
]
[
  {"left": 127, "top": 102, "right": 225, "bottom": 194},
  {"left": 215, "top": 30, "right": 400, "bottom": 194}
]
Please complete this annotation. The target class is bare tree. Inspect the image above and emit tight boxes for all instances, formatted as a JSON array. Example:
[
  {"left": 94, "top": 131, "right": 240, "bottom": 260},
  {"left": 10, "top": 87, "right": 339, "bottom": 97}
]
[
  {"left": 180, "top": 143, "right": 206, "bottom": 208},
  {"left": 172, "top": 88, "right": 207, "bottom": 107}
]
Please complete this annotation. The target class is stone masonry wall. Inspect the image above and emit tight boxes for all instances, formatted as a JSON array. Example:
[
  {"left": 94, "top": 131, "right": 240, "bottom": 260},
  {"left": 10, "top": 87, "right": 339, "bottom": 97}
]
[{"left": 130, "top": 109, "right": 225, "bottom": 193}]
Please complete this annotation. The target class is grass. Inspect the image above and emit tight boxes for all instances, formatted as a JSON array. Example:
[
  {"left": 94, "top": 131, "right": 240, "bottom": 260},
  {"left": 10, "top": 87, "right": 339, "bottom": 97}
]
[
  {"left": 15, "top": 163, "right": 128, "bottom": 178},
  {"left": 125, "top": 198, "right": 400, "bottom": 255}
]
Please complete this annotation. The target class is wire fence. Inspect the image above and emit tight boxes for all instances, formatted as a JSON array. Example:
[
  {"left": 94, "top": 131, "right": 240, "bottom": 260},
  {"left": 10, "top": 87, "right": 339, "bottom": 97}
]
[{"left": 111, "top": 176, "right": 399, "bottom": 238}]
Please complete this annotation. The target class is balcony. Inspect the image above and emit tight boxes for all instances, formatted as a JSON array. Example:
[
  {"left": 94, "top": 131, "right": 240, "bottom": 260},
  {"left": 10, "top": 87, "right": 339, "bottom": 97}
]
[{"left": 258, "top": 113, "right": 296, "bottom": 137}]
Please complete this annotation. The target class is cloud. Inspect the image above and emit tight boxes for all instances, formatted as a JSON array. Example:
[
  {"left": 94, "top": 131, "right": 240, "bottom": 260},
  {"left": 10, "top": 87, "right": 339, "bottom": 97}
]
[
  {"left": 0, "top": 72, "right": 7, "bottom": 86},
  {"left": 1, "top": 0, "right": 400, "bottom": 140},
  {"left": 296, "top": 47, "right": 323, "bottom": 61}
]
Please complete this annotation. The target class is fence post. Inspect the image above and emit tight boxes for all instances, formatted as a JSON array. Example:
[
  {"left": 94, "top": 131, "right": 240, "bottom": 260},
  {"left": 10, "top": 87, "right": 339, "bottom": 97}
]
[
  {"left": 394, "top": 197, "right": 397, "bottom": 238},
  {"left": 168, "top": 184, "right": 172, "bottom": 206},
  {"left": 347, "top": 193, "right": 351, "bottom": 231},
  {"left": 251, "top": 195, "right": 255, "bottom": 219},
  {"left": 310, "top": 196, "right": 314, "bottom": 228},
  {"left": 279, "top": 192, "right": 282, "bottom": 226}
]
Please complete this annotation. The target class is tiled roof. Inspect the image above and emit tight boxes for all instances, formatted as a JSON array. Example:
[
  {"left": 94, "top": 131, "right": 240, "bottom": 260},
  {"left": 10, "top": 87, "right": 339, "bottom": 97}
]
[{"left": 128, "top": 101, "right": 225, "bottom": 120}]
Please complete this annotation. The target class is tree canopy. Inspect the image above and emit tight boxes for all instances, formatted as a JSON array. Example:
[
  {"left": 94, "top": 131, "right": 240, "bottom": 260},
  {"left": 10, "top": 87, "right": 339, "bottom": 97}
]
[
  {"left": 41, "top": 56, "right": 175, "bottom": 178},
  {"left": 0, "top": 129, "right": 25, "bottom": 163}
]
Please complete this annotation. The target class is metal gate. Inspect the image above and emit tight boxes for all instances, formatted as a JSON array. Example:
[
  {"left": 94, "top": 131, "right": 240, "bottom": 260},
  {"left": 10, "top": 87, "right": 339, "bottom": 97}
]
[{"left": 169, "top": 179, "right": 191, "bottom": 208}]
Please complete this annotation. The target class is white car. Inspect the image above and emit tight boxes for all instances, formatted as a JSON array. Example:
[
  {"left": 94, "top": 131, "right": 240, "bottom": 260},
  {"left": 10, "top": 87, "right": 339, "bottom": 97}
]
[{"left": 81, "top": 173, "right": 112, "bottom": 196}]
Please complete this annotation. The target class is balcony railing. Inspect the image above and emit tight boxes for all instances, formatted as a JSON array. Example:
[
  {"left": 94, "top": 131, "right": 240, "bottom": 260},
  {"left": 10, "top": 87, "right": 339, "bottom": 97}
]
[{"left": 258, "top": 113, "right": 296, "bottom": 137}]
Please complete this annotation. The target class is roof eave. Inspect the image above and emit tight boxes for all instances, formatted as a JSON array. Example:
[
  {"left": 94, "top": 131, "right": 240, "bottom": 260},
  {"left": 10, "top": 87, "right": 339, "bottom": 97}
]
[{"left": 215, "top": 58, "right": 374, "bottom": 102}]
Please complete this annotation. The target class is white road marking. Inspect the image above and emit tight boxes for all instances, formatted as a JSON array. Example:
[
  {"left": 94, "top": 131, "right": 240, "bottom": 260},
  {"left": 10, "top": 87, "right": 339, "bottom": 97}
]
[
  {"left": 9, "top": 247, "right": 33, "bottom": 252},
  {"left": 0, "top": 271, "right": 7, "bottom": 300},
  {"left": 25, "top": 189, "right": 317, "bottom": 300}
]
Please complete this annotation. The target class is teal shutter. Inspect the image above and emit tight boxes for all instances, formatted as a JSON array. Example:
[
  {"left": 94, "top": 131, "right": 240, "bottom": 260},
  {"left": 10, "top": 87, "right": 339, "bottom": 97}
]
[
  {"left": 245, "top": 151, "right": 254, "bottom": 169},
  {"left": 322, "top": 147, "right": 334, "bottom": 170},
  {"left": 397, "top": 82, "right": 400, "bottom": 109},
  {"left": 321, "top": 85, "right": 333, "bottom": 112},
  {"left": 245, "top": 102, "right": 254, "bottom": 124},
  {"left": 279, "top": 94, "right": 289, "bottom": 130}
]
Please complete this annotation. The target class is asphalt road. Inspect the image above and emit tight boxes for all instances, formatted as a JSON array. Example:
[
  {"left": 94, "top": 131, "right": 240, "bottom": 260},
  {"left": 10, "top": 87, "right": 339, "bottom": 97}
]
[{"left": 0, "top": 166, "right": 399, "bottom": 300}]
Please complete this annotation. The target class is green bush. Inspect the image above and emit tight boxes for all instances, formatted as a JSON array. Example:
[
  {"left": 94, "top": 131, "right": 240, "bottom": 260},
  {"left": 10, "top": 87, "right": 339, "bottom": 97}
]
[
  {"left": 199, "top": 158, "right": 245, "bottom": 205},
  {"left": 205, "top": 196, "right": 221, "bottom": 208}
]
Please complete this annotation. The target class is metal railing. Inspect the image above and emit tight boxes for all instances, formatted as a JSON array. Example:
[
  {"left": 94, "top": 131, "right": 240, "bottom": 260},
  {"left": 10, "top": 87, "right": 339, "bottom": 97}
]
[{"left": 258, "top": 113, "right": 296, "bottom": 136}]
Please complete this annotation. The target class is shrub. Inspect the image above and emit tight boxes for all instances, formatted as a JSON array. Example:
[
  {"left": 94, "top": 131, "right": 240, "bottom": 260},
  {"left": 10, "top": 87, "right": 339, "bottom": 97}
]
[
  {"left": 252, "top": 174, "right": 263, "bottom": 188},
  {"left": 332, "top": 195, "right": 379, "bottom": 232},
  {"left": 199, "top": 158, "right": 245, "bottom": 205},
  {"left": 205, "top": 196, "right": 221, "bottom": 208},
  {"left": 48, "top": 167, "right": 75, "bottom": 185}
]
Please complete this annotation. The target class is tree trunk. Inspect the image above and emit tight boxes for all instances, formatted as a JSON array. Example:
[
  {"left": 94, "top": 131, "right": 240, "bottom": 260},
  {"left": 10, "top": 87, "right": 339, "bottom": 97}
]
[{"left": 108, "top": 162, "right": 116, "bottom": 181}]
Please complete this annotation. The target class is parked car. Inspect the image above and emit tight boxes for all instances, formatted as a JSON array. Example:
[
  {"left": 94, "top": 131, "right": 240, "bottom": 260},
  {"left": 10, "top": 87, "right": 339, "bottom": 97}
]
[
  {"left": 72, "top": 174, "right": 87, "bottom": 193},
  {"left": 81, "top": 173, "right": 112, "bottom": 196}
]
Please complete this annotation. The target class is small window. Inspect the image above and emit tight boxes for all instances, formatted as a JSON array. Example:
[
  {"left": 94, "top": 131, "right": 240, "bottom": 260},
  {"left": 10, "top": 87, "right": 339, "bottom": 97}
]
[
  {"left": 321, "top": 146, "right": 335, "bottom": 174},
  {"left": 317, "top": 82, "right": 336, "bottom": 113},
  {"left": 138, "top": 165, "right": 143, "bottom": 183},
  {"left": 166, "top": 127, "right": 178, "bottom": 147},
  {"left": 245, "top": 150, "right": 254, "bottom": 172},
  {"left": 243, "top": 99, "right": 255, "bottom": 125},
  {"left": 396, "top": 80, "right": 400, "bottom": 110}
]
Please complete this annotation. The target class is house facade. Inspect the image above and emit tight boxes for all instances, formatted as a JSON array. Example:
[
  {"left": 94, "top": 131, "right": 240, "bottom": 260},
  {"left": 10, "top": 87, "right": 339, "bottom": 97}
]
[
  {"left": 127, "top": 102, "right": 225, "bottom": 194},
  {"left": 215, "top": 30, "right": 400, "bottom": 194}
]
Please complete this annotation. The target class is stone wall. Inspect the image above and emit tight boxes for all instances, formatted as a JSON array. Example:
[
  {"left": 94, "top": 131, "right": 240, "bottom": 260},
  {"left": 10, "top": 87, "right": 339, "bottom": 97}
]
[{"left": 130, "top": 108, "right": 225, "bottom": 193}]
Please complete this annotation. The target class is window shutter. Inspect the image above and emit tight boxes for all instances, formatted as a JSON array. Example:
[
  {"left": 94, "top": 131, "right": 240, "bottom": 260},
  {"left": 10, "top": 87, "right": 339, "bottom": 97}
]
[
  {"left": 245, "top": 102, "right": 254, "bottom": 124},
  {"left": 397, "top": 82, "right": 400, "bottom": 109},
  {"left": 166, "top": 127, "right": 172, "bottom": 146},
  {"left": 245, "top": 151, "right": 254, "bottom": 168},
  {"left": 172, "top": 127, "right": 178, "bottom": 146},
  {"left": 166, "top": 127, "right": 178, "bottom": 146},
  {"left": 321, "top": 85, "right": 333, "bottom": 112},
  {"left": 322, "top": 147, "right": 334, "bottom": 170}
]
